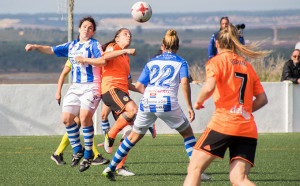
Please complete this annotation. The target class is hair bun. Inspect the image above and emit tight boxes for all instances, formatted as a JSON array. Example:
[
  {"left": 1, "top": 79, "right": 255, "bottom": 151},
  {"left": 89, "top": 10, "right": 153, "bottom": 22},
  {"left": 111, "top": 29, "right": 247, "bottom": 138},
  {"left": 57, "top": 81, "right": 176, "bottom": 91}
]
[{"left": 166, "top": 30, "right": 177, "bottom": 36}]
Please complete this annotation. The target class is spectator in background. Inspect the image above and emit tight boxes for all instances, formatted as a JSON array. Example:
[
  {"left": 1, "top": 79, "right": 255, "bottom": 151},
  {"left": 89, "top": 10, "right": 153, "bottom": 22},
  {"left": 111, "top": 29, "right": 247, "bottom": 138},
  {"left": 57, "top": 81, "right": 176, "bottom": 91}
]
[
  {"left": 208, "top": 16, "right": 245, "bottom": 59},
  {"left": 281, "top": 49, "right": 300, "bottom": 84}
]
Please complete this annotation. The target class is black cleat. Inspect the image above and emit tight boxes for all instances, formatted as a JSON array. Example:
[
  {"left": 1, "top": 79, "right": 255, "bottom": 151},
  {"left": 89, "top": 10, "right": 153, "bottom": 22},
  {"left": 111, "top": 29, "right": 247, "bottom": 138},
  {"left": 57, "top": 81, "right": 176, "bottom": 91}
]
[
  {"left": 51, "top": 153, "right": 66, "bottom": 165},
  {"left": 79, "top": 157, "right": 93, "bottom": 172},
  {"left": 102, "top": 167, "right": 116, "bottom": 181},
  {"left": 70, "top": 149, "right": 84, "bottom": 167},
  {"left": 91, "top": 154, "right": 110, "bottom": 165}
]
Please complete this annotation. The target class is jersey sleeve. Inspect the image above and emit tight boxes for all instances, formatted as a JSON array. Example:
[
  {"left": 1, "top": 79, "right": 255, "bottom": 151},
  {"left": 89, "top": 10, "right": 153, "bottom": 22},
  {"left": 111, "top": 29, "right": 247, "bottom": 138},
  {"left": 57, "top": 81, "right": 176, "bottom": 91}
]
[
  {"left": 102, "top": 43, "right": 116, "bottom": 55},
  {"left": 205, "top": 60, "right": 219, "bottom": 80},
  {"left": 52, "top": 42, "right": 71, "bottom": 57},
  {"left": 179, "top": 61, "right": 189, "bottom": 79},
  {"left": 91, "top": 41, "right": 103, "bottom": 58},
  {"left": 137, "top": 64, "right": 150, "bottom": 86}
]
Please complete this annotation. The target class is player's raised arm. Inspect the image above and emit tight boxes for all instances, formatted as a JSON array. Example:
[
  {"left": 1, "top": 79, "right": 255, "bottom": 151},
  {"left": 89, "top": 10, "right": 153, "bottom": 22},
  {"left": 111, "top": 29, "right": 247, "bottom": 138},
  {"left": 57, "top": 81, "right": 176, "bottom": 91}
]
[
  {"left": 104, "top": 49, "right": 136, "bottom": 60},
  {"left": 25, "top": 44, "right": 54, "bottom": 55},
  {"left": 75, "top": 56, "right": 107, "bottom": 66}
]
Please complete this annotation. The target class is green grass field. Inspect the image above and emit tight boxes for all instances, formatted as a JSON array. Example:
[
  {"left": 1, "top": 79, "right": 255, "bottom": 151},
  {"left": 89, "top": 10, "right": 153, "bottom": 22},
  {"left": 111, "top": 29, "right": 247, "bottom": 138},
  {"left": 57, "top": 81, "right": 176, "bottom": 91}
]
[{"left": 1, "top": 133, "right": 299, "bottom": 185}]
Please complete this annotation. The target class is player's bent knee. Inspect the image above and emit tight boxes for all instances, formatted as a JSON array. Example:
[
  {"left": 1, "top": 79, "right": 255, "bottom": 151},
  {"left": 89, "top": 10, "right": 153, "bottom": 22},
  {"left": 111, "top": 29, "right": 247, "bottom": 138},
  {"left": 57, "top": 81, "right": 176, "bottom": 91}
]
[
  {"left": 176, "top": 120, "right": 190, "bottom": 133},
  {"left": 187, "top": 163, "right": 203, "bottom": 175},
  {"left": 122, "top": 112, "right": 135, "bottom": 122}
]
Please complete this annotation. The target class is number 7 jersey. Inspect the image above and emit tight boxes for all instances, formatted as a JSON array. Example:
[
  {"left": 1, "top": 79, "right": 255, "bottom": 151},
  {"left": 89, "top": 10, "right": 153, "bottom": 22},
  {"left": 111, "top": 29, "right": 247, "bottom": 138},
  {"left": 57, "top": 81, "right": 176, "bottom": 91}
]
[
  {"left": 206, "top": 52, "right": 265, "bottom": 139},
  {"left": 137, "top": 52, "right": 189, "bottom": 112}
]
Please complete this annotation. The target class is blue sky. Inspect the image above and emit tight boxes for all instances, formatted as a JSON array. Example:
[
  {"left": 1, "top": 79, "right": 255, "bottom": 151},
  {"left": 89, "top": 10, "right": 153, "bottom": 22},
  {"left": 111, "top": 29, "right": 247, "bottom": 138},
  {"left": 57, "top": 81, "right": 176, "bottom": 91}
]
[{"left": 0, "top": 0, "right": 299, "bottom": 14}]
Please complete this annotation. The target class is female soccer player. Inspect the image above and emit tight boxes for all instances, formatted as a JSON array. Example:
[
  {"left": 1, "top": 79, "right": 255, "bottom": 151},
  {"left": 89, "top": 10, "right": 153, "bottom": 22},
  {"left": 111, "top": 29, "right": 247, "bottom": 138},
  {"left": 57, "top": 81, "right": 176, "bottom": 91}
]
[
  {"left": 102, "top": 29, "right": 211, "bottom": 181},
  {"left": 51, "top": 60, "right": 109, "bottom": 166},
  {"left": 75, "top": 28, "right": 139, "bottom": 176},
  {"left": 25, "top": 16, "right": 108, "bottom": 172},
  {"left": 183, "top": 23, "right": 269, "bottom": 186}
]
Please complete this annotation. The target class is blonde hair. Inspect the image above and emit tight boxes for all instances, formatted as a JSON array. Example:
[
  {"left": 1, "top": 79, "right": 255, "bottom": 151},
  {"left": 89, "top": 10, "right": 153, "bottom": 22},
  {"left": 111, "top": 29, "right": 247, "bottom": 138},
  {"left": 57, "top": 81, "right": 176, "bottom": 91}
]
[
  {"left": 162, "top": 30, "right": 179, "bottom": 53},
  {"left": 217, "top": 23, "right": 270, "bottom": 58}
]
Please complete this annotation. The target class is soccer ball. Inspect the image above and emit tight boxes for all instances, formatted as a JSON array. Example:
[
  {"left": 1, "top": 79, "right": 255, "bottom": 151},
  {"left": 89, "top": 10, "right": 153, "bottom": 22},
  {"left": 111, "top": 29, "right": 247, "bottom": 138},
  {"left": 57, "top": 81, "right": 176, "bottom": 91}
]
[{"left": 131, "top": 1, "right": 152, "bottom": 23}]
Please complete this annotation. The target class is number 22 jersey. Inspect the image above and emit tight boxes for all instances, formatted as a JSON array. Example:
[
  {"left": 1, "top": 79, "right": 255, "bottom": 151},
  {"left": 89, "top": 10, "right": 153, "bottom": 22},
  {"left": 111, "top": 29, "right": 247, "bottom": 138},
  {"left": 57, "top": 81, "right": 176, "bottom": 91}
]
[{"left": 137, "top": 52, "right": 189, "bottom": 112}]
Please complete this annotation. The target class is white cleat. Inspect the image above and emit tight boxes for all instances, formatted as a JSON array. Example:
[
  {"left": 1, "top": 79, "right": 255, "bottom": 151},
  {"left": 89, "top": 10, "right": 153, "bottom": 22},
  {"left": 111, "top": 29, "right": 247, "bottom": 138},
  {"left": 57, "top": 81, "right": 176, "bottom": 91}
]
[{"left": 116, "top": 167, "right": 135, "bottom": 176}]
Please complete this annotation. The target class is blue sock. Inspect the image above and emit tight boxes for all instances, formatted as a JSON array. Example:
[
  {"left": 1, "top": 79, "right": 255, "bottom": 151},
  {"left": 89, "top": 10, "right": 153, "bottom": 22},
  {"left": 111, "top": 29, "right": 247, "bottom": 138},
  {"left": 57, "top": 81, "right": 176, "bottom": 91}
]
[
  {"left": 82, "top": 125, "right": 94, "bottom": 159},
  {"left": 101, "top": 120, "right": 110, "bottom": 134},
  {"left": 109, "top": 137, "right": 134, "bottom": 172},
  {"left": 66, "top": 123, "right": 82, "bottom": 154},
  {"left": 184, "top": 136, "right": 196, "bottom": 159}
]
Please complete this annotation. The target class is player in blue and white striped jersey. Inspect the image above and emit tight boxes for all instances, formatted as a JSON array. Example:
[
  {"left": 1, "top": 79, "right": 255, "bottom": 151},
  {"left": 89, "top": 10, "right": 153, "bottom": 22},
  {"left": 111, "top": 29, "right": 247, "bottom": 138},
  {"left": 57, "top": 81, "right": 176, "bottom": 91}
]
[
  {"left": 102, "top": 30, "right": 211, "bottom": 181},
  {"left": 25, "top": 16, "right": 108, "bottom": 172},
  {"left": 52, "top": 38, "right": 102, "bottom": 84}
]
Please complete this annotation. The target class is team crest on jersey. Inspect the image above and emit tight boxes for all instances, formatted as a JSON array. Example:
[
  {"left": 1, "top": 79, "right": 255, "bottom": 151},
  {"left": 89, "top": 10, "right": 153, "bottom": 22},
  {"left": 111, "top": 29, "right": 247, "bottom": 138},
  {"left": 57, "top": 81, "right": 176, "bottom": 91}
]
[
  {"left": 106, "top": 47, "right": 114, "bottom": 52},
  {"left": 123, "top": 96, "right": 129, "bottom": 102}
]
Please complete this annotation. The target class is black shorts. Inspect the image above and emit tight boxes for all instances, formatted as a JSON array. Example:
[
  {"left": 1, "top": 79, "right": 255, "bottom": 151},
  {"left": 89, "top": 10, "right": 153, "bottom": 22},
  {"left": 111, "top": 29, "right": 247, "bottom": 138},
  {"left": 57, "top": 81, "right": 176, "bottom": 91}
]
[
  {"left": 194, "top": 128, "right": 257, "bottom": 167},
  {"left": 101, "top": 88, "right": 133, "bottom": 116}
]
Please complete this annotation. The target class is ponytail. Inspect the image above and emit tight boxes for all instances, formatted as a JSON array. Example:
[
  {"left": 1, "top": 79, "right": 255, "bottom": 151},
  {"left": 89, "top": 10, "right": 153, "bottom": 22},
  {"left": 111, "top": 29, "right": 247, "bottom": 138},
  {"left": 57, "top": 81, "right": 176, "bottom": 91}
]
[
  {"left": 162, "top": 29, "right": 179, "bottom": 53},
  {"left": 102, "top": 28, "right": 130, "bottom": 51},
  {"left": 217, "top": 24, "right": 270, "bottom": 58}
]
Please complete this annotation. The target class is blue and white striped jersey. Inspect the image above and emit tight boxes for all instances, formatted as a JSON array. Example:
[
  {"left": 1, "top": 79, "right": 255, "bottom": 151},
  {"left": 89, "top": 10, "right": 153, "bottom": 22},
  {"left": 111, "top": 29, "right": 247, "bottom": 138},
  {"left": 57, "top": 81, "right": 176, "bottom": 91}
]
[
  {"left": 52, "top": 38, "right": 102, "bottom": 83},
  {"left": 137, "top": 52, "right": 189, "bottom": 112}
]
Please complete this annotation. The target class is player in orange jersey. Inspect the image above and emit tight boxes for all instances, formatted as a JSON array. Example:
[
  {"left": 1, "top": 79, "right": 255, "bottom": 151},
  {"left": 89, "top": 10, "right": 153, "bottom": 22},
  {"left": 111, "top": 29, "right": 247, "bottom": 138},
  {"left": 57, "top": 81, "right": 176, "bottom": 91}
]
[
  {"left": 75, "top": 28, "right": 140, "bottom": 176},
  {"left": 184, "top": 23, "right": 269, "bottom": 186}
]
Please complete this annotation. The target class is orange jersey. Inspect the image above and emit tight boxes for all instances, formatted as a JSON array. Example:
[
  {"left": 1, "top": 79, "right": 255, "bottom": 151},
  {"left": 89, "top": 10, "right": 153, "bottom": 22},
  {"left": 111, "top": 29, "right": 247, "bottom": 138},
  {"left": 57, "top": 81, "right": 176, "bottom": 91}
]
[
  {"left": 205, "top": 52, "right": 265, "bottom": 139},
  {"left": 101, "top": 43, "right": 130, "bottom": 94}
]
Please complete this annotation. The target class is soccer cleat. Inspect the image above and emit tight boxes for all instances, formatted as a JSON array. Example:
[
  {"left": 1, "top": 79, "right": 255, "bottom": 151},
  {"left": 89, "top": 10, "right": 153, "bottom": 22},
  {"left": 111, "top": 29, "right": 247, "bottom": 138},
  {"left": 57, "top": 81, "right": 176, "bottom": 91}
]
[
  {"left": 102, "top": 167, "right": 116, "bottom": 181},
  {"left": 51, "top": 153, "right": 66, "bottom": 165},
  {"left": 104, "top": 128, "right": 115, "bottom": 154},
  {"left": 116, "top": 167, "right": 135, "bottom": 176},
  {"left": 201, "top": 173, "right": 212, "bottom": 181},
  {"left": 79, "top": 157, "right": 93, "bottom": 172},
  {"left": 91, "top": 154, "right": 110, "bottom": 165},
  {"left": 148, "top": 123, "right": 156, "bottom": 138},
  {"left": 70, "top": 149, "right": 84, "bottom": 167}
]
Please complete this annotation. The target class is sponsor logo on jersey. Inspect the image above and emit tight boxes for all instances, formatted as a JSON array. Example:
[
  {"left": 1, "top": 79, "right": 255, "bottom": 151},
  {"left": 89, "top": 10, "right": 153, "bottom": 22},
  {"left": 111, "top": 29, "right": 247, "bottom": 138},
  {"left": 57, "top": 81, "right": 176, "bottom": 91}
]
[
  {"left": 123, "top": 96, "right": 129, "bottom": 102},
  {"left": 150, "top": 93, "right": 156, "bottom": 96}
]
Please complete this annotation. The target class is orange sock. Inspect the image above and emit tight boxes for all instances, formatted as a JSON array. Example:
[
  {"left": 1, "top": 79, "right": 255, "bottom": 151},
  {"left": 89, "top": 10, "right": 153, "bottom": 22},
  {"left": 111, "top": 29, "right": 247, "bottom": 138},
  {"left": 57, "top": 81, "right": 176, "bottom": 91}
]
[
  {"left": 109, "top": 114, "right": 131, "bottom": 139},
  {"left": 116, "top": 140, "right": 129, "bottom": 169}
]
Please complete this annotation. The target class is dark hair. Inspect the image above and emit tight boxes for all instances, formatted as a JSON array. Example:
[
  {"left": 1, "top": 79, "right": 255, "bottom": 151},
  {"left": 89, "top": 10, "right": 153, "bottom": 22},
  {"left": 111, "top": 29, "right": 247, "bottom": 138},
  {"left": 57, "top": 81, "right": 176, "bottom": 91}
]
[
  {"left": 79, "top": 16, "right": 96, "bottom": 31},
  {"left": 102, "top": 28, "right": 130, "bottom": 51},
  {"left": 220, "top": 16, "right": 229, "bottom": 24}
]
